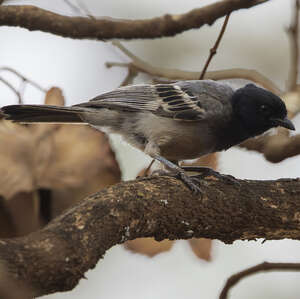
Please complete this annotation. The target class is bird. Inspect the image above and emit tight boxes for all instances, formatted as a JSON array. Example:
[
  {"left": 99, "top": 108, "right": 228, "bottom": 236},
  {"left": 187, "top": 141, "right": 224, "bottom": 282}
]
[{"left": 1, "top": 80, "right": 295, "bottom": 194}]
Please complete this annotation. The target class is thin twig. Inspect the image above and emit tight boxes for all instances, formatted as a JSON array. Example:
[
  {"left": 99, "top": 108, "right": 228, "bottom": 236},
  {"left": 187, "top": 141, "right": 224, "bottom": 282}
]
[
  {"left": 199, "top": 13, "right": 231, "bottom": 80},
  {"left": 18, "top": 79, "right": 26, "bottom": 101},
  {"left": 287, "top": 0, "right": 300, "bottom": 91},
  {"left": 109, "top": 41, "right": 282, "bottom": 94},
  {"left": 63, "top": 0, "right": 96, "bottom": 21},
  {"left": 0, "top": 67, "right": 46, "bottom": 93},
  {"left": 63, "top": 0, "right": 83, "bottom": 16},
  {"left": 75, "top": 0, "right": 96, "bottom": 20},
  {"left": 0, "top": 76, "right": 22, "bottom": 104},
  {"left": 219, "top": 262, "right": 300, "bottom": 299},
  {"left": 120, "top": 67, "right": 138, "bottom": 86}
]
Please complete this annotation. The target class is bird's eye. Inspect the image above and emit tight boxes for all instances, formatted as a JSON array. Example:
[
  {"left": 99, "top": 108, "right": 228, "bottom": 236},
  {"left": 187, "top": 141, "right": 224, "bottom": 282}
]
[{"left": 260, "top": 105, "right": 270, "bottom": 114}]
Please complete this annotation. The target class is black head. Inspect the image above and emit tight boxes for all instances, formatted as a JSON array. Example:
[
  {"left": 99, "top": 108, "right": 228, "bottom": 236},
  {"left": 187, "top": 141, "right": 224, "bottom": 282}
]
[{"left": 231, "top": 84, "right": 295, "bottom": 137}]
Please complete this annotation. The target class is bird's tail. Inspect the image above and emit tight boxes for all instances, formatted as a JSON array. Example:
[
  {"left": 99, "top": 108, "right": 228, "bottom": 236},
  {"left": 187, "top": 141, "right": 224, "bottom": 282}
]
[{"left": 1, "top": 105, "right": 86, "bottom": 124}]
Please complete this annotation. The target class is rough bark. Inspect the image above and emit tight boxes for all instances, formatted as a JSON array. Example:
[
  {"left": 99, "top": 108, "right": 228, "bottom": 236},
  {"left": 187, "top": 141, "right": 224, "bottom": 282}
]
[
  {"left": 0, "top": 0, "right": 268, "bottom": 40},
  {"left": 0, "top": 174, "right": 300, "bottom": 297}
]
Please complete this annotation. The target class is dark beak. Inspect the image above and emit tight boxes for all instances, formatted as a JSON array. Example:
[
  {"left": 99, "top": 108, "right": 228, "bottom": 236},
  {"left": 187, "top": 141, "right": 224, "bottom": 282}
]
[{"left": 271, "top": 117, "right": 295, "bottom": 130}]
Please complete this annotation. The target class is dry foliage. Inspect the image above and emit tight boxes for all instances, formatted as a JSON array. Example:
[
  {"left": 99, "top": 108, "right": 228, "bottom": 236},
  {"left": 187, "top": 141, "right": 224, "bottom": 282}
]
[{"left": 0, "top": 87, "right": 121, "bottom": 236}]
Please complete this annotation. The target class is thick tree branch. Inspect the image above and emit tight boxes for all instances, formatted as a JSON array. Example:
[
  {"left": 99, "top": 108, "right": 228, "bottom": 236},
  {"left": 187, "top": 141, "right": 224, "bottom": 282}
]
[
  {"left": 0, "top": 1, "right": 268, "bottom": 40},
  {"left": 1, "top": 174, "right": 300, "bottom": 297}
]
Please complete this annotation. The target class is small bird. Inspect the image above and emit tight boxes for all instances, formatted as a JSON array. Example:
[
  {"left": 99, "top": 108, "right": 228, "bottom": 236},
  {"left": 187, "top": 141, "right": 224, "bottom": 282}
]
[{"left": 1, "top": 80, "right": 295, "bottom": 193}]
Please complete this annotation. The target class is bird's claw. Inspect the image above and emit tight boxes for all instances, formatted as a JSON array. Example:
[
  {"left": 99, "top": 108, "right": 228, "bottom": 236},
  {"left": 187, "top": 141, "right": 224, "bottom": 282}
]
[
  {"left": 176, "top": 171, "right": 203, "bottom": 195},
  {"left": 181, "top": 166, "right": 240, "bottom": 187},
  {"left": 152, "top": 169, "right": 203, "bottom": 195}
]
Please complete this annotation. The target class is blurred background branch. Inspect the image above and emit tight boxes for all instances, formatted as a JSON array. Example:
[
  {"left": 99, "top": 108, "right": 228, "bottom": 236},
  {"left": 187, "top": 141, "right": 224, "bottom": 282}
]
[
  {"left": 220, "top": 262, "right": 300, "bottom": 299},
  {"left": 107, "top": 41, "right": 282, "bottom": 94},
  {"left": 288, "top": 0, "right": 300, "bottom": 91},
  {"left": 0, "top": 0, "right": 268, "bottom": 40},
  {"left": 199, "top": 13, "right": 231, "bottom": 79},
  {"left": 0, "top": 76, "right": 22, "bottom": 104}
]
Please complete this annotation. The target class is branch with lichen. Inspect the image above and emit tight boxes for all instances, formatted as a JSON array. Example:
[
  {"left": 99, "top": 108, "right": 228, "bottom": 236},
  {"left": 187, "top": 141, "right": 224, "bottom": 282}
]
[{"left": 1, "top": 174, "right": 300, "bottom": 297}]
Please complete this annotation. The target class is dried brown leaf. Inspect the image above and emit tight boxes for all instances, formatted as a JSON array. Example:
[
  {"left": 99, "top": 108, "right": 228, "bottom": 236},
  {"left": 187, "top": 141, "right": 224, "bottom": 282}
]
[
  {"left": 49, "top": 128, "right": 121, "bottom": 217},
  {"left": 188, "top": 238, "right": 212, "bottom": 261},
  {"left": 0, "top": 88, "right": 120, "bottom": 198},
  {"left": 44, "top": 87, "right": 65, "bottom": 106},
  {"left": 124, "top": 238, "right": 173, "bottom": 257},
  {"left": 0, "top": 121, "right": 36, "bottom": 198},
  {"left": 39, "top": 125, "right": 120, "bottom": 189},
  {"left": 0, "top": 197, "right": 17, "bottom": 238},
  {"left": 0, "top": 87, "right": 121, "bottom": 235},
  {"left": 5, "top": 192, "right": 44, "bottom": 236}
]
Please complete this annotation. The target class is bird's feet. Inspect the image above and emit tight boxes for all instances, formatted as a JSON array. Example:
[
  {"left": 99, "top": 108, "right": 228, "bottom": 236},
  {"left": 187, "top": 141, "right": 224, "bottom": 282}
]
[
  {"left": 176, "top": 170, "right": 203, "bottom": 194},
  {"left": 152, "top": 169, "right": 203, "bottom": 195},
  {"left": 181, "top": 166, "right": 240, "bottom": 187}
]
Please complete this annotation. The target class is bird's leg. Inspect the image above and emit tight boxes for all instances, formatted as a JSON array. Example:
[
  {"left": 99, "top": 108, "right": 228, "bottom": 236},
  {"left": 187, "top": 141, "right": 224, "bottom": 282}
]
[
  {"left": 144, "top": 141, "right": 202, "bottom": 194},
  {"left": 153, "top": 155, "right": 203, "bottom": 194},
  {"left": 136, "top": 159, "right": 155, "bottom": 178},
  {"left": 144, "top": 159, "right": 155, "bottom": 176},
  {"left": 180, "top": 165, "right": 240, "bottom": 186}
]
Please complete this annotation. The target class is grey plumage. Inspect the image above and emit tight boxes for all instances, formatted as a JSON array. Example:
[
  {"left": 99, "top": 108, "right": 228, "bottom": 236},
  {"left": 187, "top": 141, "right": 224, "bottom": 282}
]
[{"left": 1, "top": 80, "right": 295, "bottom": 193}]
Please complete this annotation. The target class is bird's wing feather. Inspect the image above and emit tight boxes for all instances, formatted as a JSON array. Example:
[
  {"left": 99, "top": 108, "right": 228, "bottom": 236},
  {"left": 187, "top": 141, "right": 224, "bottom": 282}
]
[{"left": 75, "top": 81, "right": 233, "bottom": 122}]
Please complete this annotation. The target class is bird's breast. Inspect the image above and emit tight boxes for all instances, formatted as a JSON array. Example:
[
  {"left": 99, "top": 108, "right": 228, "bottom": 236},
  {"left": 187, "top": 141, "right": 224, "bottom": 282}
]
[{"left": 138, "top": 115, "right": 216, "bottom": 161}]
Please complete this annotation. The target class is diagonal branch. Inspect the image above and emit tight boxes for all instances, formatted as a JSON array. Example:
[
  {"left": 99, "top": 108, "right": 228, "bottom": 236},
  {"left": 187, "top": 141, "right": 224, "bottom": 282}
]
[
  {"left": 108, "top": 41, "right": 282, "bottom": 94},
  {"left": 199, "top": 13, "right": 231, "bottom": 79},
  {"left": 1, "top": 174, "right": 300, "bottom": 297},
  {"left": 0, "top": 1, "right": 269, "bottom": 40}
]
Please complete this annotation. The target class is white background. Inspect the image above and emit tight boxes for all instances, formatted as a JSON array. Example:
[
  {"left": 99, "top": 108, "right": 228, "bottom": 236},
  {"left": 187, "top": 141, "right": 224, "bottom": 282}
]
[{"left": 1, "top": 1, "right": 300, "bottom": 298}]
